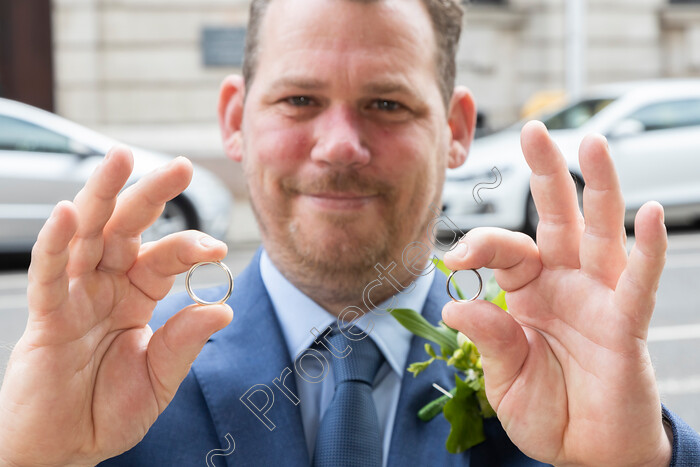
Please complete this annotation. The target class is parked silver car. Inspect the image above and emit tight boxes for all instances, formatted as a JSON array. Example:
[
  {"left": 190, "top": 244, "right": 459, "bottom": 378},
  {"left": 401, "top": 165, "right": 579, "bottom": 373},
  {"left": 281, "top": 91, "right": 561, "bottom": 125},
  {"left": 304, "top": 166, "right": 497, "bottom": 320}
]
[
  {"left": 0, "top": 98, "right": 233, "bottom": 253},
  {"left": 441, "top": 80, "right": 700, "bottom": 236}
]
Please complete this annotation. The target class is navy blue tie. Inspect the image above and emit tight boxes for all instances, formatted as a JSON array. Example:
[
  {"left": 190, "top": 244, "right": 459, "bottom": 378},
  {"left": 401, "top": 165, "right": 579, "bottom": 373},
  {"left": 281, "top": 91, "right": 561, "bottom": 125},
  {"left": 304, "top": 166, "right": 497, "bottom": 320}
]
[{"left": 312, "top": 331, "right": 384, "bottom": 467}]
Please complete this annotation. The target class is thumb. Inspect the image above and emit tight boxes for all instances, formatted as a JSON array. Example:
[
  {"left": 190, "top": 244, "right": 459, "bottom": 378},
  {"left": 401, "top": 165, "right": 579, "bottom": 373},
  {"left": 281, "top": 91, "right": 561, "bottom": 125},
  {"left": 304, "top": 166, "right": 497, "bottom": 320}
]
[
  {"left": 442, "top": 299, "right": 528, "bottom": 410},
  {"left": 146, "top": 304, "right": 233, "bottom": 411}
]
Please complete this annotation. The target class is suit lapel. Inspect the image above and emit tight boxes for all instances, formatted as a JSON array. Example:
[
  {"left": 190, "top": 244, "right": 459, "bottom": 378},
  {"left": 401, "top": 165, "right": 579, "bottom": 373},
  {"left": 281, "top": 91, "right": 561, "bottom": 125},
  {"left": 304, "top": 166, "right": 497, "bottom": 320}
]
[
  {"left": 192, "top": 249, "right": 310, "bottom": 467},
  {"left": 386, "top": 272, "right": 472, "bottom": 466}
]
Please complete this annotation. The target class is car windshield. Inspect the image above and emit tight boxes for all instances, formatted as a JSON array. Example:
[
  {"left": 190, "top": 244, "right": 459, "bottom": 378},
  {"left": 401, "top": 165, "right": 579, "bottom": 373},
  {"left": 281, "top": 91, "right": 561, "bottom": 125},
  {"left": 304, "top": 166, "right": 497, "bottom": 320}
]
[{"left": 541, "top": 98, "right": 615, "bottom": 130}]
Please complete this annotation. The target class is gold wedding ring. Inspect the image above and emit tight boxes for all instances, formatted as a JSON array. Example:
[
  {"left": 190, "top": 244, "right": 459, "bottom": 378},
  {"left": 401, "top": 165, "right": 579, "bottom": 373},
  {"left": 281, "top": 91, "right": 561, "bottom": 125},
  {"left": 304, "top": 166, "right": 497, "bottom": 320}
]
[
  {"left": 185, "top": 261, "right": 234, "bottom": 305},
  {"left": 446, "top": 269, "right": 482, "bottom": 302}
]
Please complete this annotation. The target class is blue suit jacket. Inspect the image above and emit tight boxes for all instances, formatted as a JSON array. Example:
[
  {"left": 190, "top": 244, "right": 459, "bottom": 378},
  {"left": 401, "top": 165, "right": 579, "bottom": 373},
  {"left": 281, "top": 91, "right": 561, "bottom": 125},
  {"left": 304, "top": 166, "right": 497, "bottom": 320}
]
[{"left": 100, "top": 249, "right": 700, "bottom": 466}]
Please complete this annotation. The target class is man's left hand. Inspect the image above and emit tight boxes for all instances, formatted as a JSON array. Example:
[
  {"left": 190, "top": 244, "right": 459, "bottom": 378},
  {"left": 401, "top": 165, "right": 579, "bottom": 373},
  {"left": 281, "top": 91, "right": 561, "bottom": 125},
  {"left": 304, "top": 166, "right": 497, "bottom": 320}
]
[{"left": 442, "top": 120, "right": 672, "bottom": 466}]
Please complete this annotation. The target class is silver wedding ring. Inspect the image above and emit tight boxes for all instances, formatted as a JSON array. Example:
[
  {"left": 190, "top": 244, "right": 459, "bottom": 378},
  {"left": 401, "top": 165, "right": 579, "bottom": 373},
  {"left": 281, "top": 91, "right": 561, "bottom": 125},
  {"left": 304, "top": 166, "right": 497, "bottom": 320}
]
[
  {"left": 446, "top": 269, "right": 482, "bottom": 302},
  {"left": 185, "top": 261, "right": 234, "bottom": 305}
]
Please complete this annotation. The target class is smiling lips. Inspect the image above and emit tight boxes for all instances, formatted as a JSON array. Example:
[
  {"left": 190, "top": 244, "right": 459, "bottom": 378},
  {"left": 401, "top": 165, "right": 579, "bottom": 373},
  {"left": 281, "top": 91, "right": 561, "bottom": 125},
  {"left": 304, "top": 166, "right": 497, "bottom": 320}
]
[{"left": 303, "top": 192, "right": 379, "bottom": 210}]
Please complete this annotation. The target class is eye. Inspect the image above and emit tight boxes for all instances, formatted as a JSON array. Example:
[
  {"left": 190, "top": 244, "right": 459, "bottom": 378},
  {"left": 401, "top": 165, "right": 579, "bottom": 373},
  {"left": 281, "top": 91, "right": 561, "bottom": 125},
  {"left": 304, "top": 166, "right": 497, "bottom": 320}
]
[
  {"left": 371, "top": 99, "right": 403, "bottom": 112},
  {"left": 285, "top": 96, "right": 315, "bottom": 107}
]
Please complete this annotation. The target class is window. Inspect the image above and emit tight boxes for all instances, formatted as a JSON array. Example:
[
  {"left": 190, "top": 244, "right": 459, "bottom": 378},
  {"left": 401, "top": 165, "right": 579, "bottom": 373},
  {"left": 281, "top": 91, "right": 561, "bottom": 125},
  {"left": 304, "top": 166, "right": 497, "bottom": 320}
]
[
  {"left": 201, "top": 27, "right": 246, "bottom": 67},
  {"left": 541, "top": 98, "right": 615, "bottom": 130},
  {"left": 628, "top": 99, "right": 700, "bottom": 132},
  {"left": 0, "top": 115, "right": 73, "bottom": 153}
]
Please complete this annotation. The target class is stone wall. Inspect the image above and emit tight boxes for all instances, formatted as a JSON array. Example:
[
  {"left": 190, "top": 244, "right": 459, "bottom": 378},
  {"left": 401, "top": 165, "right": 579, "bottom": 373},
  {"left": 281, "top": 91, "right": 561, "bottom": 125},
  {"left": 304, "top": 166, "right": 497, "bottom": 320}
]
[{"left": 52, "top": 0, "right": 249, "bottom": 172}]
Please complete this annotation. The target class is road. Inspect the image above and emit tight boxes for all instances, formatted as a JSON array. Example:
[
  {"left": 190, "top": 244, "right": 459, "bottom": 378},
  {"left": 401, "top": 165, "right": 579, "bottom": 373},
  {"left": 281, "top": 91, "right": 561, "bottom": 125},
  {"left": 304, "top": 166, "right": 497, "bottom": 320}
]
[{"left": 1, "top": 228, "right": 700, "bottom": 432}]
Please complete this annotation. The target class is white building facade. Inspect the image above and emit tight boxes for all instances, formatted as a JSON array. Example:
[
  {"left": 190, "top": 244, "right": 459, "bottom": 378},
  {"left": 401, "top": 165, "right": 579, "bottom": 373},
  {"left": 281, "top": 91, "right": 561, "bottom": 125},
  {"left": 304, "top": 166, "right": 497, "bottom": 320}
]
[{"left": 50, "top": 0, "right": 700, "bottom": 191}]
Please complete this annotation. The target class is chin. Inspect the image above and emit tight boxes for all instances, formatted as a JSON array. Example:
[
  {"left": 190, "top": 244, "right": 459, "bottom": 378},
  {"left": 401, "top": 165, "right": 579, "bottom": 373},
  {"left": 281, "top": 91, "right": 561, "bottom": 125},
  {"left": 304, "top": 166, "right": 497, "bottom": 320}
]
[{"left": 290, "top": 217, "right": 393, "bottom": 274}]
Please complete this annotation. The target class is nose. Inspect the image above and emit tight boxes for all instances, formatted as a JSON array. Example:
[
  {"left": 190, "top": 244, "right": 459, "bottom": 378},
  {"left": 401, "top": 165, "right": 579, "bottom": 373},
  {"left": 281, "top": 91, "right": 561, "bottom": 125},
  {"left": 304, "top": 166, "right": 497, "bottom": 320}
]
[{"left": 310, "top": 104, "right": 371, "bottom": 169}]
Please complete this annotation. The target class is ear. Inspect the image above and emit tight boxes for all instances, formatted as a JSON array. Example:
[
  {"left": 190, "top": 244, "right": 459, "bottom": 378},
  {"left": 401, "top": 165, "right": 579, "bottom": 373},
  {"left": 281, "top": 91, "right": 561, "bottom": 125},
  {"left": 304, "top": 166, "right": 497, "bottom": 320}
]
[
  {"left": 446, "top": 86, "right": 477, "bottom": 169},
  {"left": 218, "top": 74, "right": 246, "bottom": 162}
]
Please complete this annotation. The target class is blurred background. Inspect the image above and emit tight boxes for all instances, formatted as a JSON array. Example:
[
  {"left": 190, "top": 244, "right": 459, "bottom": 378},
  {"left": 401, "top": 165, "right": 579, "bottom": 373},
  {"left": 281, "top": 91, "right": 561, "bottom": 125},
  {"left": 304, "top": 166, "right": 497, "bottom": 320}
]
[
  {"left": 1, "top": 0, "right": 700, "bottom": 431},
  {"left": 6, "top": 0, "right": 700, "bottom": 152}
]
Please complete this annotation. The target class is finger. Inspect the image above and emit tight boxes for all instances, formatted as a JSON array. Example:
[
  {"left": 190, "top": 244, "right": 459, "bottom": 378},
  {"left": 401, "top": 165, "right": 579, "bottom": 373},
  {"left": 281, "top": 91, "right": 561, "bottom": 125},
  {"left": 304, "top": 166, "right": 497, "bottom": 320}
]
[
  {"left": 578, "top": 134, "right": 628, "bottom": 289},
  {"left": 146, "top": 303, "right": 233, "bottom": 413},
  {"left": 613, "top": 201, "right": 667, "bottom": 339},
  {"left": 127, "top": 231, "right": 228, "bottom": 301},
  {"left": 442, "top": 299, "right": 529, "bottom": 410},
  {"left": 68, "top": 145, "right": 134, "bottom": 276},
  {"left": 99, "top": 157, "right": 194, "bottom": 273},
  {"left": 443, "top": 227, "right": 542, "bottom": 292},
  {"left": 27, "top": 201, "right": 79, "bottom": 314},
  {"left": 521, "top": 120, "right": 584, "bottom": 269}
]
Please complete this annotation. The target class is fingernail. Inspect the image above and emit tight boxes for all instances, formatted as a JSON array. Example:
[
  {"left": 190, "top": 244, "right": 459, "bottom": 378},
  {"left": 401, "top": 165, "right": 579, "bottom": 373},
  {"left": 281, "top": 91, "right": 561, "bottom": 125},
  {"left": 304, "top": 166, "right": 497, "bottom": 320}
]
[
  {"left": 445, "top": 242, "right": 468, "bottom": 259},
  {"left": 657, "top": 202, "right": 665, "bottom": 223},
  {"left": 171, "top": 155, "right": 189, "bottom": 166},
  {"left": 200, "top": 236, "right": 225, "bottom": 248}
]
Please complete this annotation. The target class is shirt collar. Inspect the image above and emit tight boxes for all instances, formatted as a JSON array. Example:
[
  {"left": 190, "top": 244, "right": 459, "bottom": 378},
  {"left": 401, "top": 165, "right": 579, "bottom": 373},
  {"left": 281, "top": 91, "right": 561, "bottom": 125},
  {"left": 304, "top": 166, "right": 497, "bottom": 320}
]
[{"left": 259, "top": 249, "right": 434, "bottom": 377}]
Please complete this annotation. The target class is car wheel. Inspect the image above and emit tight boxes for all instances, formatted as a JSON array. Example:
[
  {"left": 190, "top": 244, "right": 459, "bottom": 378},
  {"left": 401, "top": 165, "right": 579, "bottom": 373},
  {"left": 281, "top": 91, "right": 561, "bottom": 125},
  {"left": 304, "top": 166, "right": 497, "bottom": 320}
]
[
  {"left": 524, "top": 174, "right": 584, "bottom": 240},
  {"left": 142, "top": 195, "right": 198, "bottom": 243}
]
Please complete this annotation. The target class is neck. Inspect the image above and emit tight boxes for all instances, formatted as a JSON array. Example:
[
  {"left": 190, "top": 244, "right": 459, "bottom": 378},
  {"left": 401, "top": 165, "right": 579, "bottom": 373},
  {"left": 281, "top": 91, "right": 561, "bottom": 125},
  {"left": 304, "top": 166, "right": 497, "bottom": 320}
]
[
  {"left": 310, "top": 265, "right": 419, "bottom": 317},
  {"left": 264, "top": 243, "right": 427, "bottom": 318}
]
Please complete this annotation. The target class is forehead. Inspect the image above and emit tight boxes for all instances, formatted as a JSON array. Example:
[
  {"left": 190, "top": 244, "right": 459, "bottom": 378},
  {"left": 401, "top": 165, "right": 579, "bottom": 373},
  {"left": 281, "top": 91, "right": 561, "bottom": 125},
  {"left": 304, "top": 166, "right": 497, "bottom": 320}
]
[{"left": 252, "top": 0, "right": 439, "bottom": 94}]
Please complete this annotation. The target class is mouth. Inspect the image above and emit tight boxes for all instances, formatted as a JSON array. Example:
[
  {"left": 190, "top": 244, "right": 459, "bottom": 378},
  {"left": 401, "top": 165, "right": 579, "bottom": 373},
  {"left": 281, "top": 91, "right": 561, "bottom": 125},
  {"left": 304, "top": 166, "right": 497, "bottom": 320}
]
[{"left": 302, "top": 192, "right": 380, "bottom": 210}]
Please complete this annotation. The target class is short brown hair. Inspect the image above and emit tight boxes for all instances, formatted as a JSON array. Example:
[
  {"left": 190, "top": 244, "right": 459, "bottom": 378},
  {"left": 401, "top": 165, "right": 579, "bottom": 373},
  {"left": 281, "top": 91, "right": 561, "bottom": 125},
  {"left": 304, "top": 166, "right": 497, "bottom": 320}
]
[{"left": 241, "top": 0, "right": 464, "bottom": 111}]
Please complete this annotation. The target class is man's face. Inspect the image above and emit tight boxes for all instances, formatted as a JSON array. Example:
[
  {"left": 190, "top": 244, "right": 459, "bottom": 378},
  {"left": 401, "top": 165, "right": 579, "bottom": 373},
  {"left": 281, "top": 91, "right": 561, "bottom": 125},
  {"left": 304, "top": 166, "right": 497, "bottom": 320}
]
[{"left": 235, "top": 0, "right": 468, "bottom": 302}]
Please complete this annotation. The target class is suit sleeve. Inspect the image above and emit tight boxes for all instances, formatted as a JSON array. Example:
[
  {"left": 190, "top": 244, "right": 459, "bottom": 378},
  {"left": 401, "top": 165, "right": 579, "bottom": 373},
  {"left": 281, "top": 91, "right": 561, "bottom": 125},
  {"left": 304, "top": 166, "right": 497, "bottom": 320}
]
[{"left": 663, "top": 405, "right": 700, "bottom": 466}]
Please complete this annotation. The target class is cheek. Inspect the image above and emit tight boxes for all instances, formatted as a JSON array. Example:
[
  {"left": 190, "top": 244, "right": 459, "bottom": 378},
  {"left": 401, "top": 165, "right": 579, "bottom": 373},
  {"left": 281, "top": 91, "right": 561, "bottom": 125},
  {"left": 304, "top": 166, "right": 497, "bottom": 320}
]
[
  {"left": 258, "top": 126, "right": 310, "bottom": 162},
  {"left": 246, "top": 122, "right": 312, "bottom": 179},
  {"left": 371, "top": 126, "right": 442, "bottom": 186}
]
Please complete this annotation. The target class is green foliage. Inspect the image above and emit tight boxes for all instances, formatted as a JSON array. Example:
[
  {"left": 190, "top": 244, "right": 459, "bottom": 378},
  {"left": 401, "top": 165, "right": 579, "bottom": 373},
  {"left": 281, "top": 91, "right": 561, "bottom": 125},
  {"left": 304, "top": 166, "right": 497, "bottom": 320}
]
[
  {"left": 389, "top": 308, "right": 459, "bottom": 353},
  {"left": 444, "top": 375, "right": 486, "bottom": 453},
  {"left": 407, "top": 360, "right": 433, "bottom": 377},
  {"left": 484, "top": 274, "right": 507, "bottom": 311},
  {"left": 417, "top": 388, "right": 455, "bottom": 422},
  {"left": 476, "top": 376, "right": 496, "bottom": 418},
  {"left": 483, "top": 273, "right": 501, "bottom": 301}
]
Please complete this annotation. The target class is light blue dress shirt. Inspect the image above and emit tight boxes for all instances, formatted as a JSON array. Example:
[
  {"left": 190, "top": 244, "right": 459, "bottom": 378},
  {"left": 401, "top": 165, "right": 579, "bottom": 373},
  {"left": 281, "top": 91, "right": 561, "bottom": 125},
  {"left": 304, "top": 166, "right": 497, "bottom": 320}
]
[{"left": 259, "top": 250, "right": 435, "bottom": 466}]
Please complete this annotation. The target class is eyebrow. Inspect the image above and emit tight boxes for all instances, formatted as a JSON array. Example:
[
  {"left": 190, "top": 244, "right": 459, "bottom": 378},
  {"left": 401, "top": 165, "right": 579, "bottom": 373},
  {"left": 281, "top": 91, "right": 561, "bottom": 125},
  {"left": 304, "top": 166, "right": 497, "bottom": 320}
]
[
  {"left": 268, "top": 76, "right": 419, "bottom": 98},
  {"left": 269, "top": 76, "right": 329, "bottom": 90},
  {"left": 361, "top": 81, "right": 414, "bottom": 96}
]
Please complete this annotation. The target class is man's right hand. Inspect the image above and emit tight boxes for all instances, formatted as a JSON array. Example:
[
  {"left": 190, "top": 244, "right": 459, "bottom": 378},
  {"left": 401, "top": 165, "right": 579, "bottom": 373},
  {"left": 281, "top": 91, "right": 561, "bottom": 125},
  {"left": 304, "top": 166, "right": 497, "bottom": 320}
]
[{"left": 0, "top": 146, "right": 233, "bottom": 467}]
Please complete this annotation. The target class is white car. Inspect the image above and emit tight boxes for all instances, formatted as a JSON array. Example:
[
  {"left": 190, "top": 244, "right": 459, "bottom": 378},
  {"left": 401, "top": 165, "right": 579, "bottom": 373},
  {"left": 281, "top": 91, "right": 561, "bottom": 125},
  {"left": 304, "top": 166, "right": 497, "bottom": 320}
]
[
  {"left": 0, "top": 98, "right": 233, "bottom": 253},
  {"left": 441, "top": 79, "right": 700, "bottom": 237}
]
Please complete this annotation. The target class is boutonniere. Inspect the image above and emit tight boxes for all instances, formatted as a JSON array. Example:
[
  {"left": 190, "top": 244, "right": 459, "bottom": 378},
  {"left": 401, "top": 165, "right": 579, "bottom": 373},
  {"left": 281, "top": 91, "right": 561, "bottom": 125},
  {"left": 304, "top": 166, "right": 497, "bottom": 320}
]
[{"left": 390, "top": 259, "right": 507, "bottom": 453}]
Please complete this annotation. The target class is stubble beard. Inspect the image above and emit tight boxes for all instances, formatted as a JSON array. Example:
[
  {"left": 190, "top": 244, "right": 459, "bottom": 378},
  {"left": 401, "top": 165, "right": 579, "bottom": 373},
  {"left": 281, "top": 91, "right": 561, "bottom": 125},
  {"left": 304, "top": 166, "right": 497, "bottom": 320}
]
[
  {"left": 287, "top": 210, "right": 397, "bottom": 305},
  {"left": 250, "top": 184, "right": 437, "bottom": 314}
]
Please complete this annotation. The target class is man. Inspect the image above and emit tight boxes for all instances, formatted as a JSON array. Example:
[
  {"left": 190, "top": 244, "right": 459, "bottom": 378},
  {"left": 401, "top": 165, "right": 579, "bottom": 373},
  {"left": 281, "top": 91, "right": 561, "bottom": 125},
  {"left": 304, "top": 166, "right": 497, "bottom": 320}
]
[{"left": 0, "top": 0, "right": 698, "bottom": 465}]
